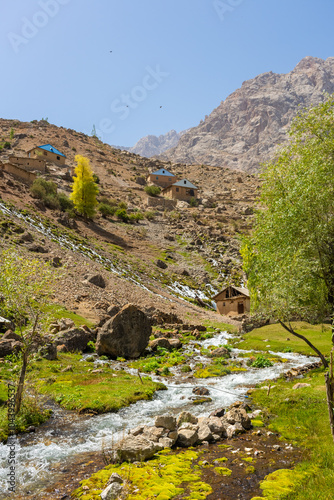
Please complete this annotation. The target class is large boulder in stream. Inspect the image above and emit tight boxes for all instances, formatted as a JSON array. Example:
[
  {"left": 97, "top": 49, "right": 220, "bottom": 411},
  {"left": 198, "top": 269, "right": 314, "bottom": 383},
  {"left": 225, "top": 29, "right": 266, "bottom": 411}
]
[
  {"left": 113, "top": 435, "right": 163, "bottom": 462},
  {"left": 96, "top": 304, "right": 151, "bottom": 358}
]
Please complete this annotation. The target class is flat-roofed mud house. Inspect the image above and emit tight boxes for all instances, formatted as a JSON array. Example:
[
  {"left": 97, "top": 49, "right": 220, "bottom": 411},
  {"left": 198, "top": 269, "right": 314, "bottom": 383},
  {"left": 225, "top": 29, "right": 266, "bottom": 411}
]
[
  {"left": 161, "top": 178, "right": 198, "bottom": 202},
  {"left": 213, "top": 286, "right": 250, "bottom": 316},
  {"left": 27, "top": 144, "right": 66, "bottom": 165},
  {"left": 148, "top": 168, "right": 176, "bottom": 188}
]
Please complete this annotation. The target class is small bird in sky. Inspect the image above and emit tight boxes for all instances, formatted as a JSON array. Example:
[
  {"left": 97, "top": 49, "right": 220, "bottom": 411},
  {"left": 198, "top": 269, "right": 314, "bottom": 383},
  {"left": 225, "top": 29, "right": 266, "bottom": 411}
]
[
  {"left": 110, "top": 50, "right": 112, "bottom": 53},
  {"left": 160, "top": 106, "right": 162, "bottom": 108}
]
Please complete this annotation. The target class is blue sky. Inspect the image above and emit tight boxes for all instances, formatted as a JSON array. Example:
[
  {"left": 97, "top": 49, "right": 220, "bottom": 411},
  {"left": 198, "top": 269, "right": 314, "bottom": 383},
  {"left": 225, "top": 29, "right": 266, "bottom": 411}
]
[{"left": 1, "top": 0, "right": 333, "bottom": 147}]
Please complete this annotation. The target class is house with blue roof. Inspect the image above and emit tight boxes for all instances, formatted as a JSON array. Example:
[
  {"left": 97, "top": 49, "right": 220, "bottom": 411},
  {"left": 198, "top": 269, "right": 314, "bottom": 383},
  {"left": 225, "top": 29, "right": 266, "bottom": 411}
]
[
  {"left": 148, "top": 167, "right": 177, "bottom": 188},
  {"left": 27, "top": 144, "right": 66, "bottom": 165},
  {"left": 161, "top": 178, "right": 198, "bottom": 202}
]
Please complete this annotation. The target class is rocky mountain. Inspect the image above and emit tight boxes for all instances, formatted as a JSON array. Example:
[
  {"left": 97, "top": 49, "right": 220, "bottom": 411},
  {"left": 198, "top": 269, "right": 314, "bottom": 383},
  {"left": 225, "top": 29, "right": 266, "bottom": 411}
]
[
  {"left": 0, "top": 118, "right": 260, "bottom": 325},
  {"left": 158, "top": 56, "right": 334, "bottom": 173},
  {"left": 120, "top": 129, "right": 185, "bottom": 157}
]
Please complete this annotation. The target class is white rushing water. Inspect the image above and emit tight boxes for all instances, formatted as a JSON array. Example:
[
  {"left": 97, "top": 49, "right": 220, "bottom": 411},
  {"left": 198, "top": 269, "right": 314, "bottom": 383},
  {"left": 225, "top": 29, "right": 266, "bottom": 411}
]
[{"left": 0, "top": 330, "right": 318, "bottom": 496}]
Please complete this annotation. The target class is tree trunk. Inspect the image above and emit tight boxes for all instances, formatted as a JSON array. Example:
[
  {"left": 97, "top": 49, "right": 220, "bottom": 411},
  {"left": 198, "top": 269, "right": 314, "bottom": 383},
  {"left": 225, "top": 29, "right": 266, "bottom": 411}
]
[
  {"left": 15, "top": 349, "right": 29, "bottom": 414},
  {"left": 279, "top": 320, "right": 328, "bottom": 368},
  {"left": 325, "top": 349, "right": 334, "bottom": 442}
]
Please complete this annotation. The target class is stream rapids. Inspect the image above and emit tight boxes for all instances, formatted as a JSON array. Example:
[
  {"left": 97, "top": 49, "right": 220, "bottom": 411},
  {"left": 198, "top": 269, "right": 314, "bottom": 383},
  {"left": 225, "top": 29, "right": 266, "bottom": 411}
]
[{"left": 0, "top": 330, "right": 318, "bottom": 498}]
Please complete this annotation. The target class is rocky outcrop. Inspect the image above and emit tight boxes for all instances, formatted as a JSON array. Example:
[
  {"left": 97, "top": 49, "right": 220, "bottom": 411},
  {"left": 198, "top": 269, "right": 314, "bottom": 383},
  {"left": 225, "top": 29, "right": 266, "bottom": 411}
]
[
  {"left": 159, "top": 57, "right": 334, "bottom": 173},
  {"left": 109, "top": 407, "right": 253, "bottom": 463},
  {"left": 53, "top": 327, "right": 94, "bottom": 353},
  {"left": 0, "top": 339, "right": 23, "bottom": 357},
  {"left": 126, "top": 130, "right": 184, "bottom": 158},
  {"left": 96, "top": 304, "right": 151, "bottom": 358}
]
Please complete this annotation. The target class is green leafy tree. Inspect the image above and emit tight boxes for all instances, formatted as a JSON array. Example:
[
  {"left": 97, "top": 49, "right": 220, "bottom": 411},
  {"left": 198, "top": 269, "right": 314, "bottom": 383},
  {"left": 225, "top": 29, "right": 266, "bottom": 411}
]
[
  {"left": 0, "top": 249, "right": 59, "bottom": 413},
  {"left": 70, "top": 155, "right": 99, "bottom": 219},
  {"left": 241, "top": 94, "right": 334, "bottom": 437}
]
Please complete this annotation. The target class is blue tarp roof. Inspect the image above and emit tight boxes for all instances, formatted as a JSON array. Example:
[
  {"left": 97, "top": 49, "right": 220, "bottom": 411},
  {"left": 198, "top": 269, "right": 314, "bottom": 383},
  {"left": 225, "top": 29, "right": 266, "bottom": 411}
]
[
  {"left": 37, "top": 144, "right": 66, "bottom": 157},
  {"left": 151, "top": 168, "right": 175, "bottom": 177},
  {"left": 173, "top": 178, "right": 198, "bottom": 189}
]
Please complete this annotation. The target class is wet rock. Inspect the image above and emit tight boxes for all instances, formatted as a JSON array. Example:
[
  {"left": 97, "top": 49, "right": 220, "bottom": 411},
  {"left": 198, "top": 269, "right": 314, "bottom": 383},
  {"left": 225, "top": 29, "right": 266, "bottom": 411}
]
[
  {"left": 113, "top": 435, "right": 163, "bottom": 462},
  {"left": 210, "top": 347, "right": 230, "bottom": 358},
  {"left": 192, "top": 386, "right": 210, "bottom": 396},
  {"left": 143, "top": 426, "right": 166, "bottom": 442},
  {"left": 96, "top": 304, "right": 151, "bottom": 359},
  {"left": 155, "top": 415, "right": 177, "bottom": 431},
  {"left": 129, "top": 425, "right": 145, "bottom": 436}
]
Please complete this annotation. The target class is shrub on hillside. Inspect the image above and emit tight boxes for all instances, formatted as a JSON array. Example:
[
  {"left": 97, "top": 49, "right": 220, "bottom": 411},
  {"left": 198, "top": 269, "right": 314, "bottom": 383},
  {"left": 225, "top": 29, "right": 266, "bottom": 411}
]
[
  {"left": 99, "top": 203, "right": 117, "bottom": 218},
  {"left": 99, "top": 196, "right": 118, "bottom": 207},
  {"left": 129, "top": 212, "right": 144, "bottom": 223},
  {"left": 115, "top": 208, "right": 129, "bottom": 222},
  {"left": 144, "top": 185, "right": 161, "bottom": 197}
]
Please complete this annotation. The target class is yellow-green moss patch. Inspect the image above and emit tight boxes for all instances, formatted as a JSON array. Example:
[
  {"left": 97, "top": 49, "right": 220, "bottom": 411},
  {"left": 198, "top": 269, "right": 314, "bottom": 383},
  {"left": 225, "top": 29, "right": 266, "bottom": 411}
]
[{"left": 214, "top": 467, "right": 232, "bottom": 476}]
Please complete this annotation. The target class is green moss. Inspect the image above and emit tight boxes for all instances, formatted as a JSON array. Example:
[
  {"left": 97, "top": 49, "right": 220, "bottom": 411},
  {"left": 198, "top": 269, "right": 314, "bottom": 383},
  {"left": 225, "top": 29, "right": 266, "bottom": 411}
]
[
  {"left": 71, "top": 450, "right": 212, "bottom": 499},
  {"left": 245, "top": 465, "right": 256, "bottom": 474},
  {"left": 251, "top": 419, "right": 265, "bottom": 427},
  {"left": 259, "top": 467, "right": 313, "bottom": 499},
  {"left": 214, "top": 467, "right": 232, "bottom": 476}
]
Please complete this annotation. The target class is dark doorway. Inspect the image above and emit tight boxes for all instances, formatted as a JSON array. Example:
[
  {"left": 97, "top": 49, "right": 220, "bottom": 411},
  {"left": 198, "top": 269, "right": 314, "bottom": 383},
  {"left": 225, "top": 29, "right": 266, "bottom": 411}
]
[{"left": 238, "top": 302, "right": 244, "bottom": 314}]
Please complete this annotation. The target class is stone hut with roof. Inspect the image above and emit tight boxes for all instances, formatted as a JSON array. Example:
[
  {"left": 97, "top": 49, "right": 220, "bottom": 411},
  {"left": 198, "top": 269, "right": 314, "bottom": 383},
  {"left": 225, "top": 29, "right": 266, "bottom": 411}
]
[
  {"left": 27, "top": 144, "right": 66, "bottom": 166},
  {"left": 161, "top": 178, "right": 198, "bottom": 202},
  {"left": 213, "top": 285, "right": 250, "bottom": 316},
  {"left": 148, "top": 167, "right": 177, "bottom": 188}
]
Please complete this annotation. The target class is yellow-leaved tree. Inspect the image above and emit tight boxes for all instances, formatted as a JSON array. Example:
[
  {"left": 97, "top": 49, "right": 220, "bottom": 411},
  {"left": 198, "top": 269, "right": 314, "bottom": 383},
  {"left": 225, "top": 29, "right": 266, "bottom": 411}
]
[{"left": 70, "top": 155, "right": 99, "bottom": 218}]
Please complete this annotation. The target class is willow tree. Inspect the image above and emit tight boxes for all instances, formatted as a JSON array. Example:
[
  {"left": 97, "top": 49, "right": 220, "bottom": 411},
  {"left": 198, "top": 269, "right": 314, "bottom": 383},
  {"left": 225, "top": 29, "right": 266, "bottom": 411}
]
[
  {"left": 70, "top": 155, "right": 99, "bottom": 218},
  {"left": 0, "top": 249, "right": 59, "bottom": 413},
  {"left": 241, "top": 94, "right": 334, "bottom": 437}
]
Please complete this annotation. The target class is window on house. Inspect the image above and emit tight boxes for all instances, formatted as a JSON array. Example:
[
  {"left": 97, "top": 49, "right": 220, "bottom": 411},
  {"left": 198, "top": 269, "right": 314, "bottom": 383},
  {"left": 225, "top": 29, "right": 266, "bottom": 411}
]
[
  {"left": 156, "top": 176, "right": 159, "bottom": 180},
  {"left": 223, "top": 302, "right": 225, "bottom": 306},
  {"left": 43, "top": 152, "right": 47, "bottom": 156},
  {"left": 176, "top": 187, "right": 179, "bottom": 192},
  {"left": 57, "top": 156, "right": 60, "bottom": 160}
]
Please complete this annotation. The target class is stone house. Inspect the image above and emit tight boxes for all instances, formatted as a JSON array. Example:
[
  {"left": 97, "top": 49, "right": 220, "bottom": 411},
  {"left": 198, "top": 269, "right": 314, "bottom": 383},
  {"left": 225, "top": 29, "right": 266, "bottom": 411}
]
[
  {"left": 27, "top": 144, "right": 66, "bottom": 165},
  {"left": 9, "top": 155, "right": 46, "bottom": 173},
  {"left": 161, "top": 179, "right": 198, "bottom": 202},
  {"left": 148, "top": 168, "right": 176, "bottom": 188},
  {"left": 213, "top": 286, "right": 250, "bottom": 316}
]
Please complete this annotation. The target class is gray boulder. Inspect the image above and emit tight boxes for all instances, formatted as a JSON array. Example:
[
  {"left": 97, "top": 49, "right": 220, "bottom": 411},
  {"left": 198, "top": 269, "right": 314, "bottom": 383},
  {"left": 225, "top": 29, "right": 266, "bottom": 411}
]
[
  {"left": 113, "top": 435, "right": 163, "bottom": 462},
  {"left": 197, "top": 423, "right": 213, "bottom": 443},
  {"left": 177, "top": 411, "right": 198, "bottom": 427},
  {"left": 0, "top": 339, "right": 23, "bottom": 357},
  {"left": 177, "top": 425, "right": 198, "bottom": 447},
  {"left": 100, "top": 482, "right": 123, "bottom": 500},
  {"left": 155, "top": 415, "right": 177, "bottom": 431},
  {"left": 96, "top": 304, "right": 151, "bottom": 358},
  {"left": 222, "top": 408, "right": 252, "bottom": 430},
  {"left": 54, "top": 327, "right": 94, "bottom": 352}
]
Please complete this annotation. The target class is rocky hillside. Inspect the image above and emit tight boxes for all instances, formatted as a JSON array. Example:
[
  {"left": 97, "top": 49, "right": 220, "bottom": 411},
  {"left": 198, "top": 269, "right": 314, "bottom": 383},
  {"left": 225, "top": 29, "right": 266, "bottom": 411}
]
[
  {"left": 0, "top": 118, "right": 260, "bottom": 326},
  {"left": 158, "top": 56, "right": 334, "bottom": 172},
  {"left": 119, "top": 129, "right": 185, "bottom": 157}
]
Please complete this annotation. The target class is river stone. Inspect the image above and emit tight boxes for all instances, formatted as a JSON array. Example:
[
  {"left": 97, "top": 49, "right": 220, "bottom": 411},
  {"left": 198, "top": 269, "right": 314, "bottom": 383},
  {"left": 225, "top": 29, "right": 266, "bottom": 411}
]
[
  {"left": 210, "top": 347, "right": 230, "bottom": 358},
  {"left": 197, "top": 423, "right": 213, "bottom": 443},
  {"left": 114, "top": 435, "right": 163, "bottom": 462},
  {"left": 177, "top": 428, "right": 198, "bottom": 447},
  {"left": 167, "top": 430, "right": 178, "bottom": 445},
  {"left": 100, "top": 482, "right": 123, "bottom": 500},
  {"left": 176, "top": 411, "right": 198, "bottom": 427},
  {"left": 155, "top": 415, "right": 177, "bottom": 431},
  {"left": 293, "top": 383, "right": 311, "bottom": 390},
  {"left": 192, "top": 386, "right": 210, "bottom": 396},
  {"left": 210, "top": 408, "right": 225, "bottom": 418},
  {"left": 129, "top": 425, "right": 145, "bottom": 436},
  {"left": 168, "top": 338, "right": 182, "bottom": 349},
  {"left": 96, "top": 304, "right": 151, "bottom": 358},
  {"left": 149, "top": 338, "right": 171, "bottom": 351},
  {"left": 222, "top": 408, "right": 252, "bottom": 430},
  {"left": 107, "top": 473, "right": 123, "bottom": 485}
]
